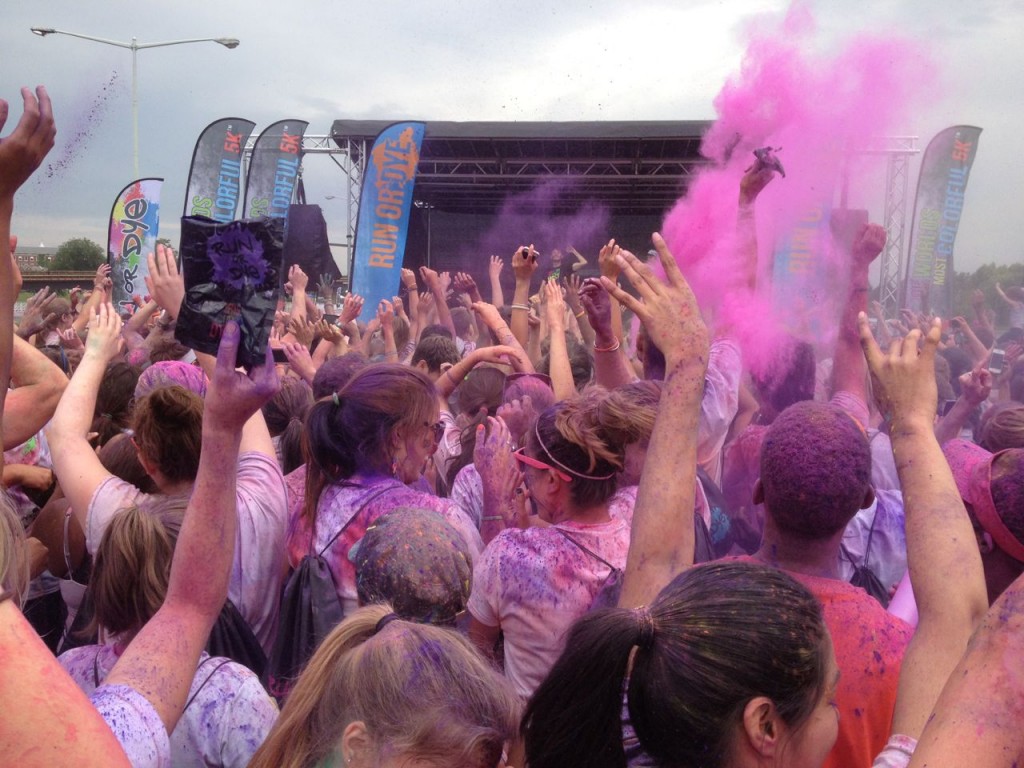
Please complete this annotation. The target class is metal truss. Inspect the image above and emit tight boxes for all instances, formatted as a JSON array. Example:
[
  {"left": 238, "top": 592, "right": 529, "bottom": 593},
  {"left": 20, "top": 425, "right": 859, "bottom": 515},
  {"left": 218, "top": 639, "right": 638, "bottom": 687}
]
[{"left": 855, "top": 136, "right": 919, "bottom": 315}]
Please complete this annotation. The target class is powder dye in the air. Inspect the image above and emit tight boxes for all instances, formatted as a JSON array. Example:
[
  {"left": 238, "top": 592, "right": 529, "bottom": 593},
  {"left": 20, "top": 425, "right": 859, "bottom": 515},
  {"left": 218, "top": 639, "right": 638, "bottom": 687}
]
[{"left": 661, "top": 3, "right": 938, "bottom": 377}]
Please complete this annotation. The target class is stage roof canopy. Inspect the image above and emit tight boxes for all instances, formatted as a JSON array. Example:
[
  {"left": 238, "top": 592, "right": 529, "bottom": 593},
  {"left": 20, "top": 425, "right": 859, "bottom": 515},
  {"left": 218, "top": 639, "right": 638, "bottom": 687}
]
[{"left": 330, "top": 119, "right": 713, "bottom": 216}]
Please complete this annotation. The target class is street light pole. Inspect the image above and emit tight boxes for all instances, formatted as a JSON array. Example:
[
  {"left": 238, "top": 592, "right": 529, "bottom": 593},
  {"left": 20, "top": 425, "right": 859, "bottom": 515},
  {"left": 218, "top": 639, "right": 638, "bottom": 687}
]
[{"left": 30, "top": 27, "right": 240, "bottom": 178}]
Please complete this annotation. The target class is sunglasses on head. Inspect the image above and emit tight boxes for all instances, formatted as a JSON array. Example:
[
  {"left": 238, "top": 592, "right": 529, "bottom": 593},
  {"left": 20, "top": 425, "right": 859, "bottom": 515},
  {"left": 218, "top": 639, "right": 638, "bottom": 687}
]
[{"left": 513, "top": 446, "right": 572, "bottom": 483}]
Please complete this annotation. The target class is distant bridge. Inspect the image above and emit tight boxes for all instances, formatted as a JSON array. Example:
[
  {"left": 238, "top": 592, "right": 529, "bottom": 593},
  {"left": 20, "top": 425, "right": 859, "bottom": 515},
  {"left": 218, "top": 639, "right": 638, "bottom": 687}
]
[{"left": 20, "top": 271, "right": 97, "bottom": 293}]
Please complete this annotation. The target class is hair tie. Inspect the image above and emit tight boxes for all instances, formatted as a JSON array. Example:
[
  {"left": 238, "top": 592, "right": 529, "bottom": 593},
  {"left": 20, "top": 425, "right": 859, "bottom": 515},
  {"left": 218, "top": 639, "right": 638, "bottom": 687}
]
[
  {"left": 374, "top": 612, "right": 401, "bottom": 635},
  {"left": 100, "top": 412, "right": 113, "bottom": 420},
  {"left": 634, "top": 606, "right": 656, "bottom": 650},
  {"left": 332, "top": 392, "right": 341, "bottom": 407}
]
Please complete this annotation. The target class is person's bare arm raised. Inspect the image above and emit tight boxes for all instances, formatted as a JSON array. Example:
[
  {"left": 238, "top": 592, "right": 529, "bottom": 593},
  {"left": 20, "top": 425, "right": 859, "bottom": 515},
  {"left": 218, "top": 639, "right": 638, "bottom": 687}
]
[{"left": 604, "top": 234, "right": 709, "bottom": 609}]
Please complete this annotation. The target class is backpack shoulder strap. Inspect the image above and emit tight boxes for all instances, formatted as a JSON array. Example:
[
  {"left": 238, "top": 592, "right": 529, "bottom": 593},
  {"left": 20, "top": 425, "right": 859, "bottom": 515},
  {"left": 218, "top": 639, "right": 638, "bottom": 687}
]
[
  {"left": 183, "top": 658, "right": 233, "bottom": 712},
  {"left": 554, "top": 527, "right": 619, "bottom": 573},
  {"left": 316, "top": 483, "right": 397, "bottom": 558}
]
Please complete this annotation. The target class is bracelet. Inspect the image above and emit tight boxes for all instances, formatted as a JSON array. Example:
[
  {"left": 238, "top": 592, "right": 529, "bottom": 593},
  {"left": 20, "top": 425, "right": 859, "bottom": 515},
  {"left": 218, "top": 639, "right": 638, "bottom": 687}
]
[
  {"left": 511, "top": 303, "right": 531, "bottom": 311},
  {"left": 594, "top": 339, "right": 621, "bottom": 353},
  {"left": 574, "top": 309, "right": 585, "bottom": 318},
  {"left": 481, "top": 515, "right": 504, "bottom": 522}
]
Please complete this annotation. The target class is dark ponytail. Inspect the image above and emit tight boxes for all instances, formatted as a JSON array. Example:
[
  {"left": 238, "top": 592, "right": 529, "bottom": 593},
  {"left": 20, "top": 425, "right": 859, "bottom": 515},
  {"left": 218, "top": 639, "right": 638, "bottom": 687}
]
[
  {"left": 523, "top": 562, "right": 829, "bottom": 768},
  {"left": 522, "top": 607, "right": 642, "bottom": 768}
]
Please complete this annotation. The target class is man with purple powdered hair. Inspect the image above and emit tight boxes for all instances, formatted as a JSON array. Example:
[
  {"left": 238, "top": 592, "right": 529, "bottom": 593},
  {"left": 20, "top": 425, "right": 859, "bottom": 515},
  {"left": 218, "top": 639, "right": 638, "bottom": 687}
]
[{"left": 745, "top": 399, "right": 912, "bottom": 768}]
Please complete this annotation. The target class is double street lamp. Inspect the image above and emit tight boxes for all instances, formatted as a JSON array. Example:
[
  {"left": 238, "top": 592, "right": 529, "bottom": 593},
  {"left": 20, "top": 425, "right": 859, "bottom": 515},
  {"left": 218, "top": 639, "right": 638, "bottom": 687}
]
[{"left": 30, "top": 27, "right": 240, "bottom": 178}]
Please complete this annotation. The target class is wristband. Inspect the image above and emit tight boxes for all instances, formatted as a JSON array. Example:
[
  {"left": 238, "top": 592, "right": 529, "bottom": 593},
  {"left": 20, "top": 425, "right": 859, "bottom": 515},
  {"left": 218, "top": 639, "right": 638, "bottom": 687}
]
[
  {"left": 481, "top": 515, "right": 504, "bottom": 522},
  {"left": 574, "top": 309, "right": 586, "bottom": 319},
  {"left": 594, "top": 339, "right": 621, "bottom": 353},
  {"left": 511, "top": 303, "right": 531, "bottom": 311}
]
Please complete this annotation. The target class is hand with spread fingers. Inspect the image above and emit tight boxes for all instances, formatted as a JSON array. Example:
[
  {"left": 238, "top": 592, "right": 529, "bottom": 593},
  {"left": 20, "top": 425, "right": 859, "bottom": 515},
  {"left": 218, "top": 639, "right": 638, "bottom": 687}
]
[
  {"left": 600, "top": 232, "right": 708, "bottom": 372},
  {"left": 0, "top": 86, "right": 56, "bottom": 199},
  {"left": 145, "top": 244, "right": 185, "bottom": 319}
]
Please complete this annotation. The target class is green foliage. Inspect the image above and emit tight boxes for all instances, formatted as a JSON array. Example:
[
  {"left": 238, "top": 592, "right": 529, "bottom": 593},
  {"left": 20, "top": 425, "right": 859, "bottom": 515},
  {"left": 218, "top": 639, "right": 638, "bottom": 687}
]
[{"left": 50, "top": 238, "right": 105, "bottom": 272}]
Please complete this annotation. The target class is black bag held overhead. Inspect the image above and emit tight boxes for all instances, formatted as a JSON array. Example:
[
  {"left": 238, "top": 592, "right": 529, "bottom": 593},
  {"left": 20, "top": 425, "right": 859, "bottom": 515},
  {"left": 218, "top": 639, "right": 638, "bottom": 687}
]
[
  {"left": 176, "top": 215, "right": 284, "bottom": 370},
  {"left": 265, "top": 485, "right": 393, "bottom": 702}
]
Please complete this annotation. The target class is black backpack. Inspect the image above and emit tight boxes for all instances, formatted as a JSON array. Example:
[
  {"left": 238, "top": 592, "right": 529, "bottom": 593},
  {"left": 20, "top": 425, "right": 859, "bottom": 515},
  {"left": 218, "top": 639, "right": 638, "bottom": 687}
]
[
  {"left": 265, "top": 484, "right": 392, "bottom": 701},
  {"left": 206, "top": 599, "right": 267, "bottom": 679}
]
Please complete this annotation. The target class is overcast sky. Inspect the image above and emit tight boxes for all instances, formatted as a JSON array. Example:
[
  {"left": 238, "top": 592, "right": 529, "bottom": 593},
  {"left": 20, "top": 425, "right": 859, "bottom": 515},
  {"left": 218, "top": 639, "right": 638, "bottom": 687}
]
[{"left": 2, "top": 0, "right": 1022, "bottom": 275}]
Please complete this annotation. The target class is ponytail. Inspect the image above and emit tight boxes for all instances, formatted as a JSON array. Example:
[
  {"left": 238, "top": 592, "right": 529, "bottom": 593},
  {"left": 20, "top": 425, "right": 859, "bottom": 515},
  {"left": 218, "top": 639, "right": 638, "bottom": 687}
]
[{"left": 523, "top": 607, "right": 642, "bottom": 768}]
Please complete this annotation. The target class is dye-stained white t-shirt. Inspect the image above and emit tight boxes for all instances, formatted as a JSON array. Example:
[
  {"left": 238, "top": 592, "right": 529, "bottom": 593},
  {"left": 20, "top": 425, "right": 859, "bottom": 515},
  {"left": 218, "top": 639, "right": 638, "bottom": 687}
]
[
  {"left": 85, "top": 452, "right": 288, "bottom": 656},
  {"left": 89, "top": 683, "right": 171, "bottom": 768},
  {"left": 64, "top": 645, "right": 277, "bottom": 768},
  {"left": 468, "top": 516, "right": 631, "bottom": 697}
]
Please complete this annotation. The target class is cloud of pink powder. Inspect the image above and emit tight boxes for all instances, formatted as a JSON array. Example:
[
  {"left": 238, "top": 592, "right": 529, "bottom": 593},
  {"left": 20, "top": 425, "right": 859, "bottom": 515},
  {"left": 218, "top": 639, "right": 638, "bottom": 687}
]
[{"left": 661, "top": 2, "right": 939, "bottom": 376}]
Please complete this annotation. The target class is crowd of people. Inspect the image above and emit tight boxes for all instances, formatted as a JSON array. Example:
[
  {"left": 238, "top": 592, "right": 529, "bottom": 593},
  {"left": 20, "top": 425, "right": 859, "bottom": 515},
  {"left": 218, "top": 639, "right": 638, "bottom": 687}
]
[{"left": 1, "top": 85, "right": 1023, "bottom": 768}]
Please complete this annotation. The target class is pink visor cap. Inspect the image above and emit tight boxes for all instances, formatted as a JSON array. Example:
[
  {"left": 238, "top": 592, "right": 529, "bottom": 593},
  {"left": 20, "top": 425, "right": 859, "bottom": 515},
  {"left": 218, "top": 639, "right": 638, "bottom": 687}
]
[{"left": 942, "top": 439, "right": 1024, "bottom": 564}]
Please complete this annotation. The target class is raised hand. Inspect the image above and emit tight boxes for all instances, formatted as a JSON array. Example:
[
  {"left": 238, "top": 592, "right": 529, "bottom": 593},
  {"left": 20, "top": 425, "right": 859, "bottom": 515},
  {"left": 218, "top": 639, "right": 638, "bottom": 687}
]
[
  {"left": 852, "top": 223, "right": 887, "bottom": 267},
  {"left": 598, "top": 238, "right": 622, "bottom": 281},
  {"left": 400, "top": 267, "right": 417, "bottom": 293},
  {"left": 858, "top": 313, "right": 941, "bottom": 429},
  {"left": 339, "top": 293, "right": 365, "bottom": 325},
  {"left": 543, "top": 278, "right": 566, "bottom": 330},
  {"left": 0, "top": 86, "right": 56, "bottom": 199},
  {"left": 454, "top": 271, "right": 479, "bottom": 295},
  {"left": 288, "top": 264, "right": 309, "bottom": 293},
  {"left": 563, "top": 274, "right": 584, "bottom": 314},
  {"left": 579, "top": 277, "right": 615, "bottom": 340},
  {"left": 287, "top": 316, "right": 317, "bottom": 348},
  {"left": 144, "top": 244, "right": 184, "bottom": 318},
  {"left": 317, "top": 273, "right": 336, "bottom": 303},
  {"left": 959, "top": 365, "right": 993, "bottom": 407},
  {"left": 600, "top": 233, "right": 708, "bottom": 371},
  {"left": 488, "top": 255, "right": 504, "bottom": 281},
  {"left": 512, "top": 244, "right": 539, "bottom": 282},
  {"left": 58, "top": 327, "right": 83, "bottom": 351},
  {"left": 83, "top": 303, "right": 125, "bottom": 363},
  {"left": 16, "top": 286, "right": 58, "bottom": 339},
  {"left": 377, "top": 299, "right": 394, "bottom": 332},
  {"left": 205, "top": 320, "right": 280, "bottom": 433}
]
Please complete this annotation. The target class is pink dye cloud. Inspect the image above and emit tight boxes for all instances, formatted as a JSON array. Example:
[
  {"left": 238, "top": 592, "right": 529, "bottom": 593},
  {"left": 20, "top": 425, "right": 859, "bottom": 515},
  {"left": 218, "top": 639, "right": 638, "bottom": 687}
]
[{"left": 661, "top": 3, "right": 938, "bottom": 377}]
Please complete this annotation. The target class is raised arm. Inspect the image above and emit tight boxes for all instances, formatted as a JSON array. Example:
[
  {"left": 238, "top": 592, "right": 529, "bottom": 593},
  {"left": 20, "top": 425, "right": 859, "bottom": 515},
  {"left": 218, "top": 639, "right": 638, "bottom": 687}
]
[
  {"left": 104, "top": 321, "right": 279, "bottom": 733},
  {"left": 859, "top": 314, "right": 988, "bottom": 742},
  {"left": 831, "top": 223, "right": 886, "bottom": 406},
  {"left": 603, "top": 234, "right": 709, "bottom": 608},
  {"left": 579, "top": 277, "right": 636, "bottom": 389},
  {"left": 286, "top": 264, "right": 310, "bottom": 325},
  {"left": 509, "top": 245, "right": 539, "bottom": 349},
  {"left": 4, "top": 335, "right": 68, "bottom": 450},
  {"left": 45, "top": 305, "right": 122, "bottom": 527},
  {"left": 420, "top": 265, "right": 456, "bottom": 338},
  {"left": 0, "top": 86, "right": 56, "bottom": 454},
  {"left": 542, "top": 279, "right": 575, "bottom": 401},
  {"left": 933, "top": 364, "right": 991, "bottom": 445},
  {"left": 471, "top": 300, "right": 534, "bottom": 373},
  {"left": 488, "top": 255, "right": 506, "bottom": 309}
]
